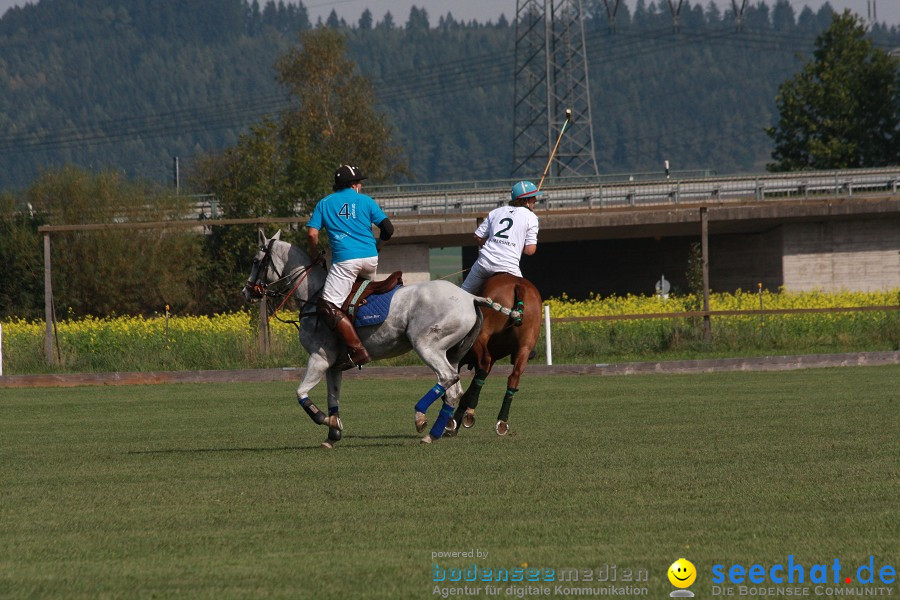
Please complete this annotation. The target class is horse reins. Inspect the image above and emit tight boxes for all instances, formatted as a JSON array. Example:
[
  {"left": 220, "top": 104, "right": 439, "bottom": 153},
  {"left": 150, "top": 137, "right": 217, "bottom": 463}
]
[{"left": 250, "top": 241, "right": 325, "bottom": 327}]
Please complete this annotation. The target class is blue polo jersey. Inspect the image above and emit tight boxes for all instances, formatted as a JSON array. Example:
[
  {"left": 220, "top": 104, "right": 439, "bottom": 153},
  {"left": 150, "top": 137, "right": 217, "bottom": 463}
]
[{"left": 307, "top": 188, "right": 388, "bottom": 263}]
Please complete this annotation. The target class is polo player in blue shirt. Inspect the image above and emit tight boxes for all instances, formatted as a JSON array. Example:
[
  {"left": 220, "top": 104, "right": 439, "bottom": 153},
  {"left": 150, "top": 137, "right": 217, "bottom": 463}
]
[{"left": 307, "top": 164, "right": 394, "bottom": 370}]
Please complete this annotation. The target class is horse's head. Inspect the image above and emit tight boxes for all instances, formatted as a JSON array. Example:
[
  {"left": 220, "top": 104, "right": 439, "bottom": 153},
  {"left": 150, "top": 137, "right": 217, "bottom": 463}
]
[
  {"left": 241, "top": 229, "right": 283, "bottom": 302},
  {"left": 241, "top": 229, "right": 323, "bottom": 305}
]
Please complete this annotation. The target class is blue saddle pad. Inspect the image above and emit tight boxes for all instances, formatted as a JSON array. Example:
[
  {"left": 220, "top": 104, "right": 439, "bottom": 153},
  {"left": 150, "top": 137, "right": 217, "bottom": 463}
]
[{"left": 353, "top": 286, "right": 401, "bottom": 328}]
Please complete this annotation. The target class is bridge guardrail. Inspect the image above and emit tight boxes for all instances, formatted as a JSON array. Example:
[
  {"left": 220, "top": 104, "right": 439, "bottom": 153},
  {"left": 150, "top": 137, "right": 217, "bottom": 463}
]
[
  {"left": 373, "top": 168, "right": 900, "bottom": 217},
  {"left": 185, "top": 168, "right": 900, "bottom": 221}
]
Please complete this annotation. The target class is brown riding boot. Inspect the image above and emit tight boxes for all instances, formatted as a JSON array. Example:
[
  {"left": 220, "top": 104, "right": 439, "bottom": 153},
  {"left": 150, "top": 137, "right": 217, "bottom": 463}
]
[
  {"left": 317, "top": 299, "right": 372, "bottom": 370},
  {"left": 332, "top": 316, "right": 372, "bottom": 370}
]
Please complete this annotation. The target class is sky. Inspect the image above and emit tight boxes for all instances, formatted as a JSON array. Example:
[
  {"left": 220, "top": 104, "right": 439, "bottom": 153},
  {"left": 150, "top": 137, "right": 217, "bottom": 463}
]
[{"left": 0, "top": 0, "right": 897, "bottom": 27}]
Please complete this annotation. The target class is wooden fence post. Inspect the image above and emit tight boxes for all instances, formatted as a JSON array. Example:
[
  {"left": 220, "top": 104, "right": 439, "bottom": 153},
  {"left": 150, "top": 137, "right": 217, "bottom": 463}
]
[
  {"left": 43, "top": 232, "right": 56, "bottom": 366},
  {"left": 701, "top": 206, "right": 711, "bottom": 341}
]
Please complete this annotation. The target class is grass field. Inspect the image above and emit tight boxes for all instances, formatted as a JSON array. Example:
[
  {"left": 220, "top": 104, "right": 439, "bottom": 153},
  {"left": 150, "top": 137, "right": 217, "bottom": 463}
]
[
  {"left": 429, "top": 247, "right": 463, "bottom": 285},
  {"left": 1, "top": 367, "right": 897, "bottom": 599}
]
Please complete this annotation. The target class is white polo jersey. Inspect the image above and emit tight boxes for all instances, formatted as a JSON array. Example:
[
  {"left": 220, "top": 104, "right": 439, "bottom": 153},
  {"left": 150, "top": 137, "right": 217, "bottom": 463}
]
[{"left": 473, "top": 205, "right": 540, "bottom": 274}]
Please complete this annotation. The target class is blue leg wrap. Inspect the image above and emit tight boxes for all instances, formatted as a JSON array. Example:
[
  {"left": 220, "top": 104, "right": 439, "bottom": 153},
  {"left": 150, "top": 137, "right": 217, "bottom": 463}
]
[
  {"left": 429, "top": 403, "right": 455, "bottom": 439},
  {"left": 328, "top": 405, "right": 339, "bottom": 416},
  {"left": 414, "top": 384, "right": 446, "bottom": 413}
]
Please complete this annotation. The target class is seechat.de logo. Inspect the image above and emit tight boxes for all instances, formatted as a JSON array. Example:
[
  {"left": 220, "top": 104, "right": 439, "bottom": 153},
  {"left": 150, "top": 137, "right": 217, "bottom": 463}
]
[
  {"left": 711, "top": 556, "right": 896, "bottom": 586},
  {"left": 669, "top": 558, "right": 697, "bottom": 597}
]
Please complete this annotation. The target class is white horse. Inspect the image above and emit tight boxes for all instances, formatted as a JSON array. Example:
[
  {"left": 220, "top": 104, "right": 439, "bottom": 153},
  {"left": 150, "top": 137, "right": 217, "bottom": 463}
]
[{"left": 242, "top": 230, "right": 495, "bottom": 446}]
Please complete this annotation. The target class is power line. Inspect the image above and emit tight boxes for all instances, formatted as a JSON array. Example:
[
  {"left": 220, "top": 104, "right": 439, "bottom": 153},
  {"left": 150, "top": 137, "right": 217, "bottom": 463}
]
[{"left": 0, "top": 95, "right": 292, "bottom": 153}]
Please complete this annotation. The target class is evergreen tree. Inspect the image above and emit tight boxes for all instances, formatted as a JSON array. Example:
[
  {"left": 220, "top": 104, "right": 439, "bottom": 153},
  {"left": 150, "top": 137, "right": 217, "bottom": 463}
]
[
  {"left": 766, "top": 11, "right": 900, "bottom": 170},
  {"left": 1, "top": 0, "right": 898, "bottom": 193},
  {"left": 407, "top": 6, "right": 430, "bottom": 32},
  {"left": 378, "top": 11, "right": 395, "bottom": 30},
  {"left": 771, "top": 0, "right": 795, "bottom": 32},
  {"left": 326, "top": 9, "right": 341, "bottom": 29},
  {"left": 359, "top": 9, "right": 373, "bottom": 30}
]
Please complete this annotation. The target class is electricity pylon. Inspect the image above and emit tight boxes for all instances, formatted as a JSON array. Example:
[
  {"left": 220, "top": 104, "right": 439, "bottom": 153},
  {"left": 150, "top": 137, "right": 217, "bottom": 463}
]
[{"left": 512, "top": 0, "right": 599, "bottom": 180}]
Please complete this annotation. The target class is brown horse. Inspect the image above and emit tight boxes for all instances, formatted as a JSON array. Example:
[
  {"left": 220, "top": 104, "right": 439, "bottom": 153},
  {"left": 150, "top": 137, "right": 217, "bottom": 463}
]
[{"left": 450, "top": 273, "right": 542, "bottom": 436}]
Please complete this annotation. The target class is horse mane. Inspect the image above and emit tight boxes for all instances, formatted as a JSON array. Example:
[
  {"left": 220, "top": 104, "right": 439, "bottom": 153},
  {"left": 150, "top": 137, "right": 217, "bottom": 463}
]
[
  {"left": 283, "top": 240, "right": 312, "bottom": 263},
  {"left": 269, "top": 239, "right": 314, "bottom": 270}
]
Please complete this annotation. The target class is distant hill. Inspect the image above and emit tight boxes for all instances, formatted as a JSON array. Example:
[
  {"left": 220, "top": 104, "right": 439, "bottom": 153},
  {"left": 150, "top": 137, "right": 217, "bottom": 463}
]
[{"left": 0, "top": 0, "right": 897, "bottom": 192}]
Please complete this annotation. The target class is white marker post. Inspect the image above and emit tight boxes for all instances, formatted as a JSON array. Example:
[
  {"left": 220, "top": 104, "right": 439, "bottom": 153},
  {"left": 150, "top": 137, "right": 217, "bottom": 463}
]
[{"left": 544, "top": 305, "right": 552, "bottom": 366}]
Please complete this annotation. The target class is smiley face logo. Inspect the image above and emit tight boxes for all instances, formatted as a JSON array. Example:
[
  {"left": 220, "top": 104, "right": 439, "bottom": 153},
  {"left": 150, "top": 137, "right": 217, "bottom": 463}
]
[{"left": 668, "top": 558, "right": 697, "bottom": 588}]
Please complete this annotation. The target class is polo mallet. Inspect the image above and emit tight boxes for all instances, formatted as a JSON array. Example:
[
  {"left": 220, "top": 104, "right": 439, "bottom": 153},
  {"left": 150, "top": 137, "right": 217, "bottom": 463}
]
[{"left": 537, "top": 108, "right": 573, "bottom": 190}]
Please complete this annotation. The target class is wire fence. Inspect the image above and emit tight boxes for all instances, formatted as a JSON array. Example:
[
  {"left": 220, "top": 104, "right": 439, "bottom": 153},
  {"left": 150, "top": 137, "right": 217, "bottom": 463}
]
[{"left": 540, "top": 304, "right": 900, "bottom": 365}]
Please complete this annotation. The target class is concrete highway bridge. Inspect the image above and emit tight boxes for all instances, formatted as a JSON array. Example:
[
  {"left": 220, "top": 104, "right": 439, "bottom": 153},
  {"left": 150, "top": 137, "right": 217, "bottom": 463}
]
[{"left": 369, "top": 168, "right": 900, "bottom": 298}]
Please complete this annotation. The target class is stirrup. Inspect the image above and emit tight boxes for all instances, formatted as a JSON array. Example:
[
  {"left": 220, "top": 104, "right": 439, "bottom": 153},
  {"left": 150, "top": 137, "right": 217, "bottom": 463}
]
[
  {"left": 349, "top": 346, "right": 372, "bottom": 368},
  {"left": 334, "top": 350, "right": 371, "bottom": 371},
  {"left": 334, "top": 354, "right": 360, "bottom": 371}
]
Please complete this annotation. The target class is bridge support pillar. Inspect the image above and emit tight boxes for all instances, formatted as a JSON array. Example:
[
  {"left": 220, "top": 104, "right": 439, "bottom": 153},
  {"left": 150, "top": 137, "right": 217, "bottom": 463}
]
[
  {"left": 378, "top": 243, "right": 431, "bottom": 284},
  {"left": 782, "top": 219, "right": 900, "bottom": 291}
]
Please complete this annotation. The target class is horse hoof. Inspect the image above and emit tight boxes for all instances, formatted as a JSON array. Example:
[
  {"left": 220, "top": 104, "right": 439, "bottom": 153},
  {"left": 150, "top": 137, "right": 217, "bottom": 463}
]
[
  {"left": 420, "top": 434, "right": 435, "bottom": 444},
  {"left": 323, "top": 415, "right": 343, "bottom": 431},
  {"left": 415, "top": 411, "right": 428, "bottom": 433},
  {"left": 321, "top": 440, "right": 334, "bottom": 449},
  {"left": 462, "top": 409, "right": 476, "bottom": 428},
  {"left": 495, "top": 420, "right": 510, "bottom": 436},
  {"left": 444, "top": 419, "right": 458, "bottom": 437}
]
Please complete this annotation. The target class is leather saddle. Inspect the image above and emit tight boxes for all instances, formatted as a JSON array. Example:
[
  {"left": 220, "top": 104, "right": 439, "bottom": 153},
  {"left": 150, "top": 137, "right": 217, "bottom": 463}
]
[{"left": 341, "top": 271, "right": 404, "bottom": 318}]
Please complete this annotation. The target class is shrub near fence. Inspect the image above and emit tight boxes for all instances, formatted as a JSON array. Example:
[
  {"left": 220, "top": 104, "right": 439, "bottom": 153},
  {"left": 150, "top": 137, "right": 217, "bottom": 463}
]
[{"left": 1, "top": 290, "right": 898, "bottom": 374}]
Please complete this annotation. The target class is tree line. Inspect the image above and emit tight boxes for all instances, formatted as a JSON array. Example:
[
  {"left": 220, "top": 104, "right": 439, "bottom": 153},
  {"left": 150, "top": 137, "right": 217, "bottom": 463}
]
[
  {"left": 0, "top": 28, "right": 403, "bottom": 320},
  {"left": 1, "top": 0, "right": 897, "bottom": 193},
  {"left": 0, "top": 3, "right": 896, "bottom": 320}
]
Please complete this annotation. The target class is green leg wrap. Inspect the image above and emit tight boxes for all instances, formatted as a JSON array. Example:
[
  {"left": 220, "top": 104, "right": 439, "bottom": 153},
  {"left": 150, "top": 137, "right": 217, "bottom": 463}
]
[
  {"left": 497, "top": 387, "right": 518, "bottom": 422},
  {"left": 461, "top": 369, "right": 489, "bottom": 409}
]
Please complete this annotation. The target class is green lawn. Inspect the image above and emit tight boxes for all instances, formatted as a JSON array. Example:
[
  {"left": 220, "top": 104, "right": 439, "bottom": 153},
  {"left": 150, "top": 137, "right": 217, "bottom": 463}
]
[
  {"left": 1, "top": 367, "right": 897, "bottom": 599},
  {"left": 430, "top": 246, "right": 463, "bottom": 284}
]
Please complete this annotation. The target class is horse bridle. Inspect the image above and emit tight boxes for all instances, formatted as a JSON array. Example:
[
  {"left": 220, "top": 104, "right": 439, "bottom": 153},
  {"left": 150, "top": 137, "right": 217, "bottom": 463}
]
[
  {"left": 246, "top": 238, "right": 279, "bottom": 299},
  {"left": 247, "top": 239, "right": 325, "bottom": 320}
]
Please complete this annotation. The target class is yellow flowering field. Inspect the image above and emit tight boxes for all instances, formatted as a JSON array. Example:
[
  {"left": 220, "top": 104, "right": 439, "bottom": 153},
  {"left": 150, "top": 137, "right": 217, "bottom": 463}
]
[
  {"left": 1, "top": 289, "right": 897, "bottom": 374},
  {"left": 544, "top": 288, "right": 899, "bottom": 317},
  {"left": 1, "top": 311, "right": 305, "bottom": 374}
]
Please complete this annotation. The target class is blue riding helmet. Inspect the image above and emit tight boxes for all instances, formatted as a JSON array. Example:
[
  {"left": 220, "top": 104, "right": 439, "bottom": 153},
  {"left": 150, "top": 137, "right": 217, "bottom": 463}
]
[{"left": 511, "top": 180, "right": 544, "bottom": 204}]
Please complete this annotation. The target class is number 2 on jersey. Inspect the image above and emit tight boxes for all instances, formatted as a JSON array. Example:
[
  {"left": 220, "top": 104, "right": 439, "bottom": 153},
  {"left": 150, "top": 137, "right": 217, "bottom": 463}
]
[{"left": 494, "top": 217, "right": 514, "bottom": 239}]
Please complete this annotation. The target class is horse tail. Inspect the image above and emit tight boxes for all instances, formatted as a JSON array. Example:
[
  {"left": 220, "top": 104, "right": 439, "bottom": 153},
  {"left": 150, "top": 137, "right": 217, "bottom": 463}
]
[
  {"left": 473, "top": 295, "right": 524, "bottom": 323},
  {"left": 447, "top": 301, "right": 485, "bottom": 366}
]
